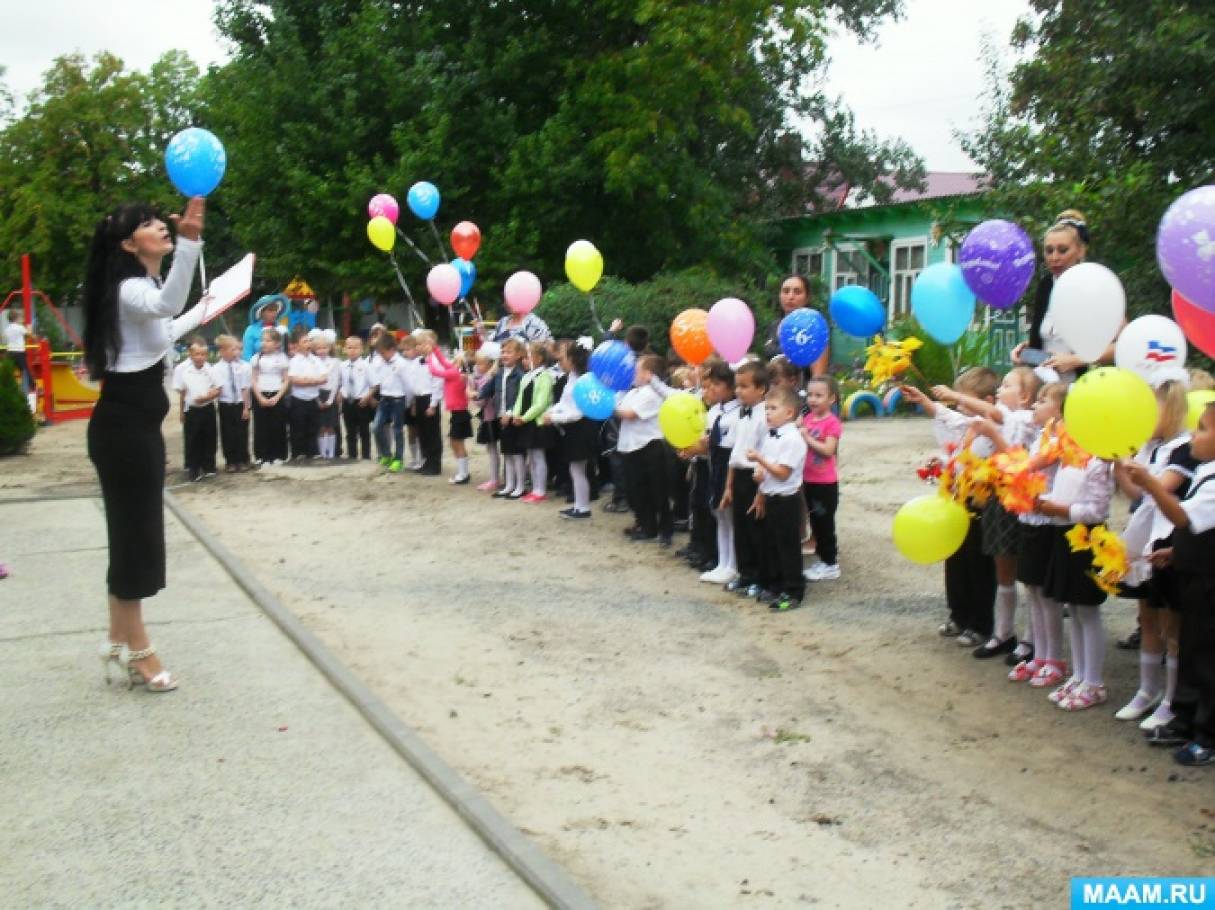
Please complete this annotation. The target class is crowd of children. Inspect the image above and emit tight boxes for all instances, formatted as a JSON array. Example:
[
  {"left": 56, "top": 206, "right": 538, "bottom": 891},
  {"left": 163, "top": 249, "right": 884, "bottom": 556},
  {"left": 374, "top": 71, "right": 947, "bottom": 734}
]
[
  {"left": 903, "top": 362, "right": 1215, "bottom": 767},
  {"left": 174, "top": 306, "right": 1215, "bottom": 767}
]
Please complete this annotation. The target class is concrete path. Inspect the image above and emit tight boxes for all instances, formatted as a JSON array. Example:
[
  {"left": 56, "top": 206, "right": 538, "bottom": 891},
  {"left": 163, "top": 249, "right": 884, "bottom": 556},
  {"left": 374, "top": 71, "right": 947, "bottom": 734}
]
[{"left": 0, "top": 497, "right": 547, "bottom": 909}]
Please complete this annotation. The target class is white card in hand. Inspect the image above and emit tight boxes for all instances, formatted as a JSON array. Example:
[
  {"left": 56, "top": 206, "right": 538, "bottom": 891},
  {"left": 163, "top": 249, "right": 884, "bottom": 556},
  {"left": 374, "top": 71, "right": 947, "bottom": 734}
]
[{"left": 202, "top": 253, "right": 256, "bottom": 323}]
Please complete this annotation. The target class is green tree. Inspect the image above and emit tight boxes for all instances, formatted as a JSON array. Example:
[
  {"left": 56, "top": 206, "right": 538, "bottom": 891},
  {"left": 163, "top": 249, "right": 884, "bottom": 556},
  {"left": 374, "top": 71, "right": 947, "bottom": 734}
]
[
  {"left": 0, "top": 52, "right": 203, "bottom": 304},
  {"left": 961, "top": 2, "right": 1215, "bottom": 317},
  {"left": 205, "top": 0, "right": 922, "bottom": 315}
]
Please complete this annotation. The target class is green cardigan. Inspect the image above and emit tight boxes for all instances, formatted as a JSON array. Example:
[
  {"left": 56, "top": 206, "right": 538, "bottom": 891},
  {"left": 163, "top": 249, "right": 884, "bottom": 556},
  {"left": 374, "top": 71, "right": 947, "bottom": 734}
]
[{"left": 511, "top": 368, "right": 554, "bottom": 423}]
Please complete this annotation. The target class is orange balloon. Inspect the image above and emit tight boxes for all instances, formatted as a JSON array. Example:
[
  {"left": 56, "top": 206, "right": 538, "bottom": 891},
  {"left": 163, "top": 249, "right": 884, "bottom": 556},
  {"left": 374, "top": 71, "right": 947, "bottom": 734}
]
[{"left": 670, "top": 308, "right": 713, "bottom": 365}]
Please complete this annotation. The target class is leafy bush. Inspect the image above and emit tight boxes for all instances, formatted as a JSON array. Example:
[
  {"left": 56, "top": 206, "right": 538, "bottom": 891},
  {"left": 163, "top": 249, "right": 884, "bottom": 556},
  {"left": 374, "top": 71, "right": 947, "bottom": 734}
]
[
  {"left": 0, "top": 358, "right": 35, "bottom": 456},
  {"left": 887, "top": 314, "right": 994, "bottom": 389},
  {"left": 537, "top": 269, "right": 771, "bottom": 353}
]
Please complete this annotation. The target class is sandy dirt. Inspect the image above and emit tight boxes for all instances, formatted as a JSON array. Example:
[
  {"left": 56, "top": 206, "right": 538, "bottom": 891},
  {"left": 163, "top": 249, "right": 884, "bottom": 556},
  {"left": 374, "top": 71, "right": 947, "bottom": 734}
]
[{"left": 8, "top": 411, "right": 1215, "bottom": 909}]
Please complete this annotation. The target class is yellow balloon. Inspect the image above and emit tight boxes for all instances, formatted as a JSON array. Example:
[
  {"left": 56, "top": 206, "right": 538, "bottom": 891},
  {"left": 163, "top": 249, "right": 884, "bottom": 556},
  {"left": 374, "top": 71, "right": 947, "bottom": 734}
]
[
  {"left": 658, "top": 392, "right": 707, "bottom": 449},
  {"left": 1186, "top": 390, "right": 1215, "bottom": 431},
  {"left": 1063, "top": 367, "right": 1157, "bottom": 460},
  {"left": 891, "top": 495, "right": 970, "bottom": 564},
  {"left": 565, "top": 240, "right": 604, "bottom": 293},
  {"left": 367, "top": 216, "right": 395, "bottom": 253}
]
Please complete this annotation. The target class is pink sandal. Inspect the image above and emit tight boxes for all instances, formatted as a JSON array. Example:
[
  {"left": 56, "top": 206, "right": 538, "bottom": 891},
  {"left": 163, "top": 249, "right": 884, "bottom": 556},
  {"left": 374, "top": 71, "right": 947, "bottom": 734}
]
[
  {"left": 1008, "top": 659, "right": 1041, "bottom": 683},
  {"left": 1047, "top": 674, "right": 1081, "bottom": 703},
  {"left": 1058, "top": 683, "right": 1107, "bottom": 712},
  {"left": 1029, "top": 661, "right": 1067, "bottom": 689}
]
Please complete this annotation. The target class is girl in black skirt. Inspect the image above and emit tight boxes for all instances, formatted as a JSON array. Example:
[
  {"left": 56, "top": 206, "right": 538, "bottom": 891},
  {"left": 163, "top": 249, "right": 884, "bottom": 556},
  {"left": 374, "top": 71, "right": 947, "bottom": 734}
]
[
  {"left": 545, "top": 342, "right": 598, "bottom": 519},
  {"left": 472, "top": 344, "right": 502, "bottom": 491},
  {"left": 83, "top": 197, "right": 210, "bottom": 693}
]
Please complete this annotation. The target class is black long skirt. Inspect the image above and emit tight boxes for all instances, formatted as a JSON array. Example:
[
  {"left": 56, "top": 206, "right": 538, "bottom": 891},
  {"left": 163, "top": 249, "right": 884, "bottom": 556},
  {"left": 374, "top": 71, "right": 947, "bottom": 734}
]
[{"left": 86, "top": 363, "right": 169, "bottom": 600}]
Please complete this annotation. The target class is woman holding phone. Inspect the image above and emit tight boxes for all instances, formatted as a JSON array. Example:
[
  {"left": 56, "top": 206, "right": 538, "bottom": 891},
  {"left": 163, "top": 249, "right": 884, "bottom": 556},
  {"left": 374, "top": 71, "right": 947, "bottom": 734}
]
[
  {"left": 1012, "top": 210, "right": 1117, "bottom": 382},
  {"left": 83, "top": 196, "right": 210, "bottom": 693}
]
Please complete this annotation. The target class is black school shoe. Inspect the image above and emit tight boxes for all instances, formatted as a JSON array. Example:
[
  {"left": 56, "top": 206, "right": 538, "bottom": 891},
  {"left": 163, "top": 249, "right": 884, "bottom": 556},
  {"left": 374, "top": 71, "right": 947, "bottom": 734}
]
[
  {"left": 559, "top": 508, "right": 591, "bottom": 520},
  {"left": 1006, "top": 644, "right": 1034, "bottom": 667},
  {"left": 756, "top": 589, "right": 780, "bottom": 605},
  {"left": 769, "top": 593, "right": 804, "bottom": 612},
  {"left": 657, "top": 535, "right": 673, "bottom": 549},
  {"left": 972, "top": 637, "right": 1018, "bottom": 660},
  {"left": 1116, "top": 628, "right": 1142, "bottom": 650},
  {"left": 1174, "top": 742, "right": 1215, "bottom": 767},
  {"left": 724, "top": 578, "right": 751, "bottom": 593},
  {"left": 627, "top": 529, "right": 658, "bottom": 542}
]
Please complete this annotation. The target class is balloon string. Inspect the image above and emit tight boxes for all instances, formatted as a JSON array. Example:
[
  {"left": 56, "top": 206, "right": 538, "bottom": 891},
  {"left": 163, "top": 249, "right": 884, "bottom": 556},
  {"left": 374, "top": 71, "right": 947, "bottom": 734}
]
[
  {"left": 198, "top": 251, "right": 208, "bottom": 295},
  {"left": 588, "top": 294, "right": 605, "bottom": 336},
  {"left": 428, "top": 220, "right": 449, "bottom": 262},
  {"left": 389, "top": 253, "right": 423, "bottom": 329},
  {"left": 394, "top": 227, "right": 432, "bottom": 266}
]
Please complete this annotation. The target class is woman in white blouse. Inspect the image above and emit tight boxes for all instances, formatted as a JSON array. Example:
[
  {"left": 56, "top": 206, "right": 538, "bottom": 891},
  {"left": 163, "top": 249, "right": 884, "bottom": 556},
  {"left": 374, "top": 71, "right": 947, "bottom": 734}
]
[{"left": 83, "top": 197, "right": 209, "bottom": 693}]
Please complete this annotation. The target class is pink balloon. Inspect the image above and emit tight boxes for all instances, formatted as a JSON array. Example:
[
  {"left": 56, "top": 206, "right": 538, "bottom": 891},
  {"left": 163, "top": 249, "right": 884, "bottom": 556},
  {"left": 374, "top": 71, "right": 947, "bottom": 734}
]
[
  {"left": 504, "top": 270, "right": 543, "bottom": 315},
  {"left": 706, "top": 297, "right": 755, "bottom": 362},
  {"left": 427, "top": 263, "right": 461, "bottom": 306},
  {"left": 368, "top": 193, "right": 399, "bottom": 225}
]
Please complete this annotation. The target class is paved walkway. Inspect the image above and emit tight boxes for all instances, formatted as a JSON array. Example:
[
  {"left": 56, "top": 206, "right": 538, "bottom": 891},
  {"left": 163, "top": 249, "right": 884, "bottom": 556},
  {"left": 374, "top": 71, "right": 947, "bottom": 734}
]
[{"left": 0, "top": 497, "right": 546, "bottom": 909}]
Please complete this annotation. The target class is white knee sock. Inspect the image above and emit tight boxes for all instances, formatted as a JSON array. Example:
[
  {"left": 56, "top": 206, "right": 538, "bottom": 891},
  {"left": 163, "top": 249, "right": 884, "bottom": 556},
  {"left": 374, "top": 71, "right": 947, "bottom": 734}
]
[
  {"left": 715, "top": 507, "right": 736, "bottom": 573},
  {"left": 503, "top": 458, "right": 515, "bottom": 493},
  {"left": 1067, "top": 606, "right": 1086, "bottom": 682},
  {"left": 456, "top": 456, "right": 469, "bottom": 478},
  {"left": 570, "top": 461, "right": 590, "bottom": 511},
  {"left": 1038, "top": 591, "right": 1064, "bottom": 664},
  {"left": 409, "top": 437, "right": 421, "bottom": 464},
  {"left": 1164, "top": 654, "right": 1179, "bottom": 706},
  {"left": 1074, "top": 605, "right": 1105, "bottom": 687},
  {"left": 486, "top": 445, "right": 501, "bottom": 486},
  {"left": 1019, "top": 585, "right": 1042, "bottom": 660},
  {"left": 994, "top": 584, "right": 1017, "bottom": 642},
  {"left": 511, "top": 454, "right": 527, "bottom": 494},
  {"left": 529, "top": 448, "right": 547, "bottom": 496}
]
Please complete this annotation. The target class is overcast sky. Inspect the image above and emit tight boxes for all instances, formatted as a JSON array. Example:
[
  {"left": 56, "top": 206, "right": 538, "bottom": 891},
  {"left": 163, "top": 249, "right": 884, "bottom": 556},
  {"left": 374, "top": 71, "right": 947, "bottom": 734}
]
[{"left": 2, "top": 0, "right": 1030, "bottom": 172}]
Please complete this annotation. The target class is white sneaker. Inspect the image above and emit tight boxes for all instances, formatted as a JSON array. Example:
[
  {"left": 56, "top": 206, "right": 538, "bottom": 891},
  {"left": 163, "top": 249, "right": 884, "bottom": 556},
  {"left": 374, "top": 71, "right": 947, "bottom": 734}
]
[
  {"left": 1138, "top": 702, "right": 1175, "bottom": 732},
  {"left": 700, "top": 567, "right": 737, "bottom": 585},
  {"left": 809, "top": 563, "right": 840, "bottom": 581}
]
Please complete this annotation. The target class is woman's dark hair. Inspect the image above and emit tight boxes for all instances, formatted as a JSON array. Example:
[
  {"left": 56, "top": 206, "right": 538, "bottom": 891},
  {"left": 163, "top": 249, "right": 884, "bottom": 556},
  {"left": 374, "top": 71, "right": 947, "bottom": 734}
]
[
  {"left": 780, "top": 274, "right": 811, "bottom": 299},
  {"left": 566, "top": 342, "right": 589, "bottom": 374},
  {"left": 82, "top": 202, "right": 164, "bottom": 379}
]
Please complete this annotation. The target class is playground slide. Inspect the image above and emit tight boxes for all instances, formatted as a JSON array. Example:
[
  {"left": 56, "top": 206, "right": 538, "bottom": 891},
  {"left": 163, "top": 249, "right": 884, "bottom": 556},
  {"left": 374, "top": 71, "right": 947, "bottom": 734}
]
[{"left": 49, "top": 363, "right": 100, "bottom": 405}]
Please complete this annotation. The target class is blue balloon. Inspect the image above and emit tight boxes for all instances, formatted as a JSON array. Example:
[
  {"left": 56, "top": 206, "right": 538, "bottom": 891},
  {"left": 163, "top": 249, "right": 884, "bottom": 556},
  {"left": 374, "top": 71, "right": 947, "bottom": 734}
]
[
  {"left": 828, "top": 286, "right": 885, "bottom": 339},
  {"left": 778, "top": 309, "right": 829, "bottom": 367},
  {"left": 911, "top": 263, "right": 976, "bottom": 345},
  {"left": 590, "top": 340, "right": 636, "bottom": 392},
  {"left": 406, "top": 181, "right": 441, "bottom": 220},
  {"left": 572, "top": 373, "right": 616, "bottom": 421},
  {"left": 165, "top": 127, "right": 226, "bottom": 197},
  {"left": 451, "top": 257, "right": 476, "bottom": 298}
]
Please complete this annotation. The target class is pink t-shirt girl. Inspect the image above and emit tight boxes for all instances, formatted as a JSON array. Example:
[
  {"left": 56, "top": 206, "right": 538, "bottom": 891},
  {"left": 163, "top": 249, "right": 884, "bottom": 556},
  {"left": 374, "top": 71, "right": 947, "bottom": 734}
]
[{"left": 801, "top": 411, "right": 842, "bottom": 484}]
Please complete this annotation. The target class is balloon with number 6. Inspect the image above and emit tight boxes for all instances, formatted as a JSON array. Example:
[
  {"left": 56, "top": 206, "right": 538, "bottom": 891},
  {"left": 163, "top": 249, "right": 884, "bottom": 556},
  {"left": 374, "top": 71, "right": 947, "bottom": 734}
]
[
  {"left": 778, "top": 308, "right": 829, "bottom": 367},
  {"left": 572, "top": 373, "right": 616, "bottom": 421},
  {"left": 892, "top": 495, "right": 970, "bottom": 564},
  {"left": 658, "top": 393, "right": 707, "bottom": 449},
  {"left": 367, "top": 216, "right": 395, "bottom": 253},
  {"left": 165, "top": 127, "right": 227, "bottom": 197},
  {"left": 565, "top": 240, "right": 604, "bottom": 293}
]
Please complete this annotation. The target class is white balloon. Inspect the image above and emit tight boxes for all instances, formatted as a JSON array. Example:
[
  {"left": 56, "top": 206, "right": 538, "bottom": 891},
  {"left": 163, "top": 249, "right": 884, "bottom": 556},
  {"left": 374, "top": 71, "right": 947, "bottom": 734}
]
[
  {"left": 1049, "top": 263, "right": 1127, "bottom": 362},
  {"left": 1114, "top": 315, "right": 1188, "bottom": 381}
]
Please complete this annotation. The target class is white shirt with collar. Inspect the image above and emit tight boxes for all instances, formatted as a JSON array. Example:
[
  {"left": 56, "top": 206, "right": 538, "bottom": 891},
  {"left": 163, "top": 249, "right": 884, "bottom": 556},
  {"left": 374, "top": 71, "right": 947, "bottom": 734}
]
[
  {"left": 4, "top": 319, "right": 28, "bottom": 353},
  {"left": 172, "top": 359, "right": 219, "bottom": 409},
  {"left": 616, "top": 385, "right": 663, "bottom": 453},
  {"left": 422, "top": 355, "right": 444, "bottom": 404},
  {"left": 113, "top": 237, "right": 208, "bottom": 373},
  {"left": 288, "top": 352, "right": 324, "bottom": 401},
  {"left": 728, "top": 401, "right": 768, "bottom": 469},
  {"left": 376, "top": 353, "right": 410, "bottom": 398},
  {"left": 709, "top": 399, "right": 741, "bottom": 451},
  {"left": 251, "top": 350, "right": 289, "bottom": 394},
  {"left": 1042, "top": 457, "right": 1113, "bottom": 526},
  {"left": 933, "top": 407, "right": 996, "bottom": 457},
  {"left": 341, "top": 356, "right": 370, "bottom": 400},
  {"left": 400, "top": 355, "right": 430, "bottom": 399},
  {"left": 758, "top": 422, "right": 808, "bottom": 496},
  {"left": 1181, "top": 460, "right": 1215, "bottom": 535},
  {"left": 547, "top": 370, "right": 583, "bottom": 425},
  {"left": 214, "top": 357, "right": 251, "bottom": 405}
]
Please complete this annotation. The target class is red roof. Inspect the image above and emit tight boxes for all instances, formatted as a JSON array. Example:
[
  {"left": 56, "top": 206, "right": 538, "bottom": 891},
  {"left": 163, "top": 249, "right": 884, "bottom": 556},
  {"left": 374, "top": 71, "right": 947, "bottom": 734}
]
[{"left": 879, "top": 171, "right": 986, "bottom": 205}]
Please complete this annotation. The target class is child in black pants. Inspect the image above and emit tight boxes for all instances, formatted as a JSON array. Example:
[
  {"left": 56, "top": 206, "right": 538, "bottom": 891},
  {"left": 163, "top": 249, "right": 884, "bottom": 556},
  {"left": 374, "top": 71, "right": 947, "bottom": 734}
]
[
  {"left": 615, "top": 353, "right": 672, "bottom": 545},
  {"left": 340, "top": 335, "right": 374, "bottom": 459},
  {"left": 172, "top": 337, "right": 220, "bottom": 481},
  {"left": 746, "top": 386, "right": 810, "bottom": 611},
  {"left": 1129, "top": 403, "right": 1215, "bottom": 767},
  {"left": 723, "top": 361, "right": 771, "bottom": 596},
  {"left": 214, "top": 334, "right": 252, "bottom": 472}
]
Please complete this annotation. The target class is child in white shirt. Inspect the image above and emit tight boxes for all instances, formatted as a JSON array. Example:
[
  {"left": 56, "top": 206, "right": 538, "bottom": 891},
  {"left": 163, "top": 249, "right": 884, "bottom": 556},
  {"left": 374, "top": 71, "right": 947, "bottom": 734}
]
[
  {"left": 615, "top": 353, "right": 671, "bottom": 545},
  {"left": 172, "top": 336, "right": 220, "bottom": 481},
  {"left": 213, "top": 334, "right": 252, "bottom": 471}
]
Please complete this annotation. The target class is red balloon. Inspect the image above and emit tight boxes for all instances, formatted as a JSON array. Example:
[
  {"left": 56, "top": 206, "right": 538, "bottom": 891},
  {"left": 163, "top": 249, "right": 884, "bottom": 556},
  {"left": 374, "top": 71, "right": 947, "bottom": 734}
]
[
  {"left": 1172, "top": 289, "right": 1215, "bottom": 359},
  {"left": 451, "top": 221, "right": 481, "bottom": 260}
]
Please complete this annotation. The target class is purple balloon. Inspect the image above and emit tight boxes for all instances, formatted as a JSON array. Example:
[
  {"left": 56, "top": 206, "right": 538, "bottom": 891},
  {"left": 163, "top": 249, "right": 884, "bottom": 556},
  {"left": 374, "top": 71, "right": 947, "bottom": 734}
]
[
  {"left": 958, "top": 220, "right": 1036, "bottom": 310},
  {"left": 1157, "top": 185, "right": 1215, "bottom": 315}
]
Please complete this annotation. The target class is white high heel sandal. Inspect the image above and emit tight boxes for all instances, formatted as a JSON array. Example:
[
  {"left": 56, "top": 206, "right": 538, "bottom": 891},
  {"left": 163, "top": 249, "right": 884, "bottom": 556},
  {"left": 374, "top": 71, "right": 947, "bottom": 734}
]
[
  {"left": 99, "top": 641, "right": 123, "bottom": 685},
  {"left": 121, "top": 645, "right": 177, "bottom": 693}
]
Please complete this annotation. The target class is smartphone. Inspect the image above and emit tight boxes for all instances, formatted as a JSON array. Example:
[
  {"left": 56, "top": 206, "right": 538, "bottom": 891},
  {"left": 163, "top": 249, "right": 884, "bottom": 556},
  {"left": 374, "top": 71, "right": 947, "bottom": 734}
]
[{"left": 1019, "top": 347, "right": 1050, "bottom": 366}]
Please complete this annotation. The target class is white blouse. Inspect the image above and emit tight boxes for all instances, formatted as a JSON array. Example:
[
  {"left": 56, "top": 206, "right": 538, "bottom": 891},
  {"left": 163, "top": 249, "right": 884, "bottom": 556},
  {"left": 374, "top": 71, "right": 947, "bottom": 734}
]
[{"left": 112, "top": 237, "right": 206, "bottom": 373}]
